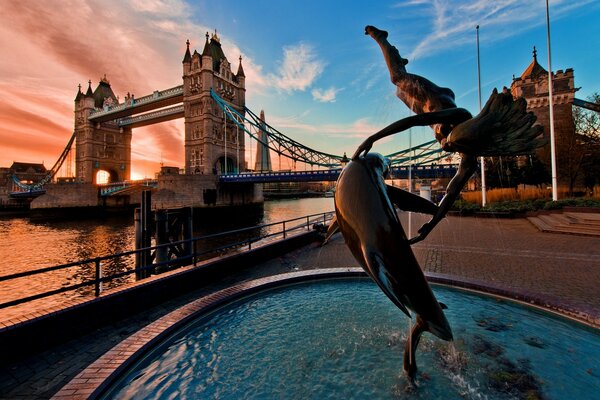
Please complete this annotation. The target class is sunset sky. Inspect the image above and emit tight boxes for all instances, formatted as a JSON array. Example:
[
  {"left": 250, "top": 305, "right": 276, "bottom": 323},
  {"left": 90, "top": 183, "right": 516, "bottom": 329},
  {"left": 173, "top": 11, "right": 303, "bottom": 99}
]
[{"left": 1, "top": 0, "right": 599, "bottom": 179}]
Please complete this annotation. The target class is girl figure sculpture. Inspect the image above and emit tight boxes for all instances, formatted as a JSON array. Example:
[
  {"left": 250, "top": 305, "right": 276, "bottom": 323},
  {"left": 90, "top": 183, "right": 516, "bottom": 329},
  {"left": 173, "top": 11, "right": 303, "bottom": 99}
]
[{"left": 356, "top": 26, "right": 544, "bottom": 243}]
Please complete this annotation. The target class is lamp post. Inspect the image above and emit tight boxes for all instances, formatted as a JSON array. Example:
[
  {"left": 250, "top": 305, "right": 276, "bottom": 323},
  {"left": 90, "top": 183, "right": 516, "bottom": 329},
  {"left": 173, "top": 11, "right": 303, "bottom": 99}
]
[
  {"left": 546, "top": 0, "right": 558, "bottom": 201},
  {"left": 340, "top": 152, "right": 349, "bottom": 167},
  {"left": 476, "top": 25, "right": 487, "bottom": 207}
]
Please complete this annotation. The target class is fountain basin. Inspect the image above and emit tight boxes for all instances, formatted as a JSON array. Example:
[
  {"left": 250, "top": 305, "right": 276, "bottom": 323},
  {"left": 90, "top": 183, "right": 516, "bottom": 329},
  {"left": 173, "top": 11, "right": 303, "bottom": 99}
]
[{"left": 95, "top": 272, "right": 599, "bottom": 399}]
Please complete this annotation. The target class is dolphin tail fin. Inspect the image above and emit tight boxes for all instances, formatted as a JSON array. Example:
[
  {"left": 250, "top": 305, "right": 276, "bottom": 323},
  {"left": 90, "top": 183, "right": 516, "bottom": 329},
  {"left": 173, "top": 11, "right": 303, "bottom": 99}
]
[
  {"left": 386, "top": 184, "right": 438, "bottom": 215},
  {"left": 439, "top": 302, "right": 448, "bottom": 309},
  {"left": 323, "top": 215, "right": 340, "bottom": 245}
]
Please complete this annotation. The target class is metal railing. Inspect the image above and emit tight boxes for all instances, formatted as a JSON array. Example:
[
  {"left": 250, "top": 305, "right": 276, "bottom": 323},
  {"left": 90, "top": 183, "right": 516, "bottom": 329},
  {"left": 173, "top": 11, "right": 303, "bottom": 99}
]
[{"left": 0, "top": 212, "right": 334, "bottom": 310}]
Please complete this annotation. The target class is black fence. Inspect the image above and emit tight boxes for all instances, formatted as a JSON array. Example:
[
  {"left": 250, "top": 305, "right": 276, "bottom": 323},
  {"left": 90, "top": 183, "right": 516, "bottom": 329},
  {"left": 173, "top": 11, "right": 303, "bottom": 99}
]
[{"left": 0, "top": 212, "right": 334, "bottom": 310}]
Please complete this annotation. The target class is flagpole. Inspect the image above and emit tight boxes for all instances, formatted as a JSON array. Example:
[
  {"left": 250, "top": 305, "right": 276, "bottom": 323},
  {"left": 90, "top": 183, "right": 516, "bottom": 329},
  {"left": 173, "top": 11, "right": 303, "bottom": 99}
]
[
  {"left": 546, "top": 0, "right": 558, "bottom": 201},
  {"left": 476, "top": 25, "right": 487, "bottom": 207}
]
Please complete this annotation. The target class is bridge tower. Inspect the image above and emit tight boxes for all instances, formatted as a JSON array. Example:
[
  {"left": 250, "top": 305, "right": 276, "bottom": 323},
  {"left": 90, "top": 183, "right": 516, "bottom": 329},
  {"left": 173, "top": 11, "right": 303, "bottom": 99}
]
[
  {"left": 510, "top": 47, "right": 577, "bottom": 184},
  {"left": 74, "top": 77, "right": 132, "bottom": 183},
  {"left": 182, "top": 32, "right": 246, "bottom": 175}
]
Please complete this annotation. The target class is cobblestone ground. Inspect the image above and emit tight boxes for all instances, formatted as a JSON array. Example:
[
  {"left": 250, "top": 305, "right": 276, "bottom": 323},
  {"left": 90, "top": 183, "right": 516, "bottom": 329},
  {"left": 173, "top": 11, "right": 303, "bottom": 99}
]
[
  {"left": 1, "top": 214, "right": 599, "bottom": 399},
  {"left": 263, "top": 213, "right": 600, "bottom": 319}
]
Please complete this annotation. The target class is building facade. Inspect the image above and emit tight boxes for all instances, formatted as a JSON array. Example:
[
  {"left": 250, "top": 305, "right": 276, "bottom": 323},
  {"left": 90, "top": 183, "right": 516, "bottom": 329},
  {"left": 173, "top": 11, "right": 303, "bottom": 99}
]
[{"left": 510, "top": 47, "right": 578, "bottom": 185}]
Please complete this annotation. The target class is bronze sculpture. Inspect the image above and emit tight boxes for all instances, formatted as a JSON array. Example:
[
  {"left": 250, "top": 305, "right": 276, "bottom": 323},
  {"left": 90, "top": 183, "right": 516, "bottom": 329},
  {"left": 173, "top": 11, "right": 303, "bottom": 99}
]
[
  {"left": 330, "top": 26, "right": 545, "bottom": 380},
  {"left": 356, "top": 26, "right": 544, "bottom": 243},
  {"left": 330, "top": 153, "right": 452, "bottom": 380}
]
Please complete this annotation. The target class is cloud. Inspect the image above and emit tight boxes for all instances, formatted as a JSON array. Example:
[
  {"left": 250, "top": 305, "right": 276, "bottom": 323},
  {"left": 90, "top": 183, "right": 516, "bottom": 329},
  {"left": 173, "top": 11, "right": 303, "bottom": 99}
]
[
  {"left": 0, "top": 0, "right": 275, "bottom": 178},
  {"left": 311, "top": 87, "right": 342, "bottom": 103},
  {"left": 268, "top": 114, "right": 382, "bottom": 139},
  {"left": 397, "top": 0, "right": 597, "bottom": 61},
  {"left": 129, "top": 0, "right": 188, "bottom": 17},
  {"left": 270, "top": 43, "right": 325, "bottom": 92}
]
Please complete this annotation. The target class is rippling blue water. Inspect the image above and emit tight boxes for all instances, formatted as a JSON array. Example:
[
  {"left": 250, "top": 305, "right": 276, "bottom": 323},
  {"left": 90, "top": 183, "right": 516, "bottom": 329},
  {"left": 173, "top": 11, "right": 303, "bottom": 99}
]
[{"left": 104, "top": 279, "right": 600, "bottom": 399}]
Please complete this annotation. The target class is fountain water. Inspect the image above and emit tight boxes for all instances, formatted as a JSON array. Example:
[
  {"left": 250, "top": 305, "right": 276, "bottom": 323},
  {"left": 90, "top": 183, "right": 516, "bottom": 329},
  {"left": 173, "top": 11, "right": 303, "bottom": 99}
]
[{"left": 100, "top": 278, "right": 599, "bottom": 399}]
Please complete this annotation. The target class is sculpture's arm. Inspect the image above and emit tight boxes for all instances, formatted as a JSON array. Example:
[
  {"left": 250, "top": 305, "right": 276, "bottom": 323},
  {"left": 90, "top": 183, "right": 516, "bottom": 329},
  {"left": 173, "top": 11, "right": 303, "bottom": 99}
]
[
  {"left": 408, "top": 154, "right": 478, "bottom": 244},
  {"left": 352, "top": 108, "right": 472, "bottom": 160}
]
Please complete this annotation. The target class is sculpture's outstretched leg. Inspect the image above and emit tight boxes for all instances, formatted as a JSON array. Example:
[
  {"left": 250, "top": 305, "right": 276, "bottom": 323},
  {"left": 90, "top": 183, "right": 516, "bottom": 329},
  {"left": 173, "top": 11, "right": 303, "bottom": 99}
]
[{"left": 365, "top": 25, "right": 408, "bottom": 85}]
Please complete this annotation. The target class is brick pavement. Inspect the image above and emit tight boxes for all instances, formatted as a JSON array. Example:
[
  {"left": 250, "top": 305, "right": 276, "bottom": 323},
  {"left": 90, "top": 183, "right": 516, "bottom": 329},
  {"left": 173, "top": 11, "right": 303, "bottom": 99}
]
[{"left": 1, "top": 213, "right": 599, "bottom": 399}]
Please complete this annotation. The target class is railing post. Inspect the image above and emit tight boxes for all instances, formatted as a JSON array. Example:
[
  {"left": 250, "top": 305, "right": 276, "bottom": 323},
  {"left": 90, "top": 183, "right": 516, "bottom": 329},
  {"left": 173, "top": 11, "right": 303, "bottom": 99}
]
[
  {"left": 155, "top": 210, "right": 168, "bottom": 273},
  {"left": 307, "top": 215, "right": 310, "bottom": 230},
  {"left": 193, "top": 239, "right": 197, "bottom": 267},
  {"left": 95, "top": 259, "right": 102, "bottom": 297},
  {"left": 283, "top": 221, "right": 286, "bottom": 239}
]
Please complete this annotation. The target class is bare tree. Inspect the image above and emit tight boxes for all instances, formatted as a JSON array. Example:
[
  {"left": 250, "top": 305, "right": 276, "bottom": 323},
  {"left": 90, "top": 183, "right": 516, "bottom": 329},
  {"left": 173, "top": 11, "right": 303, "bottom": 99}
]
[{"left": 572, "top": 93, "right": 600, "bottom": 193}]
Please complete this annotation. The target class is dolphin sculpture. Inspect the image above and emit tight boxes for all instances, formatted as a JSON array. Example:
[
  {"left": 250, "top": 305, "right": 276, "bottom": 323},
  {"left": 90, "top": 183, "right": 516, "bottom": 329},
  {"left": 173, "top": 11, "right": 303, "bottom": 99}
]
[{"left": 329, "top": 152, "right": 452, "bottom": 378}]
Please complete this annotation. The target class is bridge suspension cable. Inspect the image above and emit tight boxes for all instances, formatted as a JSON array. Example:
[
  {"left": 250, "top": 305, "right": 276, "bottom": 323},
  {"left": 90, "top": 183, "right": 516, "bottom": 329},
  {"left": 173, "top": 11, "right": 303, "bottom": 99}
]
[
  {"left": 12, "top": 130, "right": 76, "bottom": 191},
  {"left": 211, "top": 89, "right": 343, "bottom": 168},
  {"left": 210, "top": 89, "right": 450, "bottom": 169}
]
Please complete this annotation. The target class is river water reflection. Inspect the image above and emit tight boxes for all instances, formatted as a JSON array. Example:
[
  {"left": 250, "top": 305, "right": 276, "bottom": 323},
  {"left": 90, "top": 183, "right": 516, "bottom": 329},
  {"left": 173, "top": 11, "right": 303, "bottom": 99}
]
[{"left": 0, "top": 198, "right": 333, "bottom": 321}]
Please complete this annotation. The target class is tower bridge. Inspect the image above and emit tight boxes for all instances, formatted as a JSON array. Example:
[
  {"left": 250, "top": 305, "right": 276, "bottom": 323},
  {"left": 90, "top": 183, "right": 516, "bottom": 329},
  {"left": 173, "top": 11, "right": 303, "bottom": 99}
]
[{"left": 25, "top": 31, "right": 457, "bottom": 211}]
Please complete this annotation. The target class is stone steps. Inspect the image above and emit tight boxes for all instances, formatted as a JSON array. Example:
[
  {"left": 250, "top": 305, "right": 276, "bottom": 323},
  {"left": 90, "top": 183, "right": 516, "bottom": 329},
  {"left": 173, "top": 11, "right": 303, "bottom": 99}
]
[{"left": 527, "top": 212, "right": 600, "bottom": 236}]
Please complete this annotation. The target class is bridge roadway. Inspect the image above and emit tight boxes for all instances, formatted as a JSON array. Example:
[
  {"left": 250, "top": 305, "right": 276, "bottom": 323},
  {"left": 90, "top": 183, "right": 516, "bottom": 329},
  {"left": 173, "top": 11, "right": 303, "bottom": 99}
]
[{"left": 99, "top": 164, "right": 458, "bottom": 196}]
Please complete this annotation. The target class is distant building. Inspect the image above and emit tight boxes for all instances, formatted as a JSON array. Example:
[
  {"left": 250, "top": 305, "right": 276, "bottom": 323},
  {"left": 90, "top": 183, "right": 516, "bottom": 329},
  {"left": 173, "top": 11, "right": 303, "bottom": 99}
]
[
  {"left": 0, "top": 162, "right": 48, "bottom": 204},
  {"left": 254, "top": 110, "right": 273, "bottom": 172},
  {"left": 510, "top": 47, "right": 577, "bottom": 185}
]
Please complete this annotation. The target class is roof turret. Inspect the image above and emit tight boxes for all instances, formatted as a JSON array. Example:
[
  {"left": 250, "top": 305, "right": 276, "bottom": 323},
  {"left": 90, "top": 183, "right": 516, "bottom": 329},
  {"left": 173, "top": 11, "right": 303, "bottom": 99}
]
[
  {"left": 85, "top": 80, "right": 94, "bottom": 97},
  {"left": 74, "top": 84, "right": 83, "bottom": 101},
  {"left": 182, "top": 39, "right": 191, "bottom": 63},
  {"left": 520, "top": 46, "right": 548, "bottom": 80},
  {"left": 201, "top": 30, "right": 228, "bottom": 71},
  {"left": 92, "top": 75, "right": 118, "bottom": 108},
  {"left": 237, "top": 55, "right": 245, "bottom": 77},
  {"left": 201, "top": 32, "right": 211, "bottom": 57}
]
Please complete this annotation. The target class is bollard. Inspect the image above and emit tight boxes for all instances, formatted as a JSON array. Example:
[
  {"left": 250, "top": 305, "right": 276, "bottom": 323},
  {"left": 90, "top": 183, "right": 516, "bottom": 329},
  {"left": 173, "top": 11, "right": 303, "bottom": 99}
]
[
  {"left": 95, "top": 259, "right": 102, "bottom": 297},
  {"left": 155, "top": 210, "right": 168, "bottom": 272},
  {"left": 134, "top": 208, "right": 143, "bottom": 279}
]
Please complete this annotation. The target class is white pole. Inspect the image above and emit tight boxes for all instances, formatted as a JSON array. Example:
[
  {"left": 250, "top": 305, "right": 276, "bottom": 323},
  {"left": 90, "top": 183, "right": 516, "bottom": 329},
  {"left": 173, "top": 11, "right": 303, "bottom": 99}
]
[
  {"left": 224, "top": 110, "right": 228, "bottom": 174},
  {"left": 546, "top": 0, "right": 558, "bottom": 201},
  {"left": 408, "top": 127, "right": 412, "bottom": 238},
  {"left": 477, "top": 25, "right": 487, "bottom": 207}
]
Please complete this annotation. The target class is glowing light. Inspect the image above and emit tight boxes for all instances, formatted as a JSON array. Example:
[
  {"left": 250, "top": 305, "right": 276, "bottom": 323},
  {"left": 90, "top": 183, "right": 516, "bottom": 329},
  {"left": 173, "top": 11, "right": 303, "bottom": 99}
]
[
  {"left": 96, "top": 170, "right": 110, "bottom": 184},
  {"left": 130, "top": 171, "right": 145, "bottom": 181}
]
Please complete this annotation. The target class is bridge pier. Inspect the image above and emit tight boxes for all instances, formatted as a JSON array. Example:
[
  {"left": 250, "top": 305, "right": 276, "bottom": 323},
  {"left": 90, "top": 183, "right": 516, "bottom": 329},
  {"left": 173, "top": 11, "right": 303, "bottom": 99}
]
[
  {"left": 152, "top": 173, "right": 262, "bottom": 210},
  {"left": 30, "top": 182, "right": 99, "bottom": 209}
]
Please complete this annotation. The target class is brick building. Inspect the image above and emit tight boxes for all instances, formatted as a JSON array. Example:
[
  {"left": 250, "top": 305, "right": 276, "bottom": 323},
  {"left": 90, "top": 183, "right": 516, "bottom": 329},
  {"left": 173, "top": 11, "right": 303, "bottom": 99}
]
[{"left": 510, "top": 47, "right": 578, "bottom": 186}]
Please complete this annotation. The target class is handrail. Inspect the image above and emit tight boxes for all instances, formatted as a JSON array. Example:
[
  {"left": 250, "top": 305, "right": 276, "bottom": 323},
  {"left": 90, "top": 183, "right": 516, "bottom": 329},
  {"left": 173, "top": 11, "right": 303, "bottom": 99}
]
[{"left": 0, "top": 211, "right": 334, "bottom": 310}]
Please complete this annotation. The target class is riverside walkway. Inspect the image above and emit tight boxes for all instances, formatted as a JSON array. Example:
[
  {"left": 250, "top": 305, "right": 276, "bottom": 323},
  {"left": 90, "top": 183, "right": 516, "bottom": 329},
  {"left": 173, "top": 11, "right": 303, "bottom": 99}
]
[{"left": 1, "top": 213, "right": 599, "bottom": 399}]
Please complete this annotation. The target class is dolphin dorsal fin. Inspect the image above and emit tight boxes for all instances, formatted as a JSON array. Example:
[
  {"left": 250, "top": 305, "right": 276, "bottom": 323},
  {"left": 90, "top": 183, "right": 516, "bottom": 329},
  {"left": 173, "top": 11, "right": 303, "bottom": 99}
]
[
  {"left": 323, "top": 215, "right": 340, "bottom": 245},
  {"left": 386, "top": 185, "right": 438, "bottom": 215}
]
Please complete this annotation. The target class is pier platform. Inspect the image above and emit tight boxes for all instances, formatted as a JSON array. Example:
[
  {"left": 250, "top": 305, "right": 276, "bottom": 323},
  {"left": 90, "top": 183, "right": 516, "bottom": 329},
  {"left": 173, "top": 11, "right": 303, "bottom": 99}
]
[{"left": 1, "top": 213, "right": 599, "bottom": 399}]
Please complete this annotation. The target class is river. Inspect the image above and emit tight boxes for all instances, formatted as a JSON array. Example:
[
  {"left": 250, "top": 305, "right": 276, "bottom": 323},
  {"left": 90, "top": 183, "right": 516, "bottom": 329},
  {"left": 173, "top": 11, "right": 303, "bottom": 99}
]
[{"left": 0, "top": 198, "right": 333, "bottom": 321}]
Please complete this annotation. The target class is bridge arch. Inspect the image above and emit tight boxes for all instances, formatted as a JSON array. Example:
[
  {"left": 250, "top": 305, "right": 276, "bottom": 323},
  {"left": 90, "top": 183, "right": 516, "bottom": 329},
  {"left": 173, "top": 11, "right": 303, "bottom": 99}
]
[
  {"left": 95, "top": 168, "right": 120, "bottom": 184},
  {"left": 214, "top": 155, "right": 236, "bottom": 175}
]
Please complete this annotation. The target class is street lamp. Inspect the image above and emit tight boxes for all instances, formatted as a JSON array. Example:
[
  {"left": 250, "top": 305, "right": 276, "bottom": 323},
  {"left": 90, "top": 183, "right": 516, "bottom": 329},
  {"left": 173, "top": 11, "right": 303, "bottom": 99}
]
[{"left": 341, "top": 152, "right": 349, "bottom": 167}]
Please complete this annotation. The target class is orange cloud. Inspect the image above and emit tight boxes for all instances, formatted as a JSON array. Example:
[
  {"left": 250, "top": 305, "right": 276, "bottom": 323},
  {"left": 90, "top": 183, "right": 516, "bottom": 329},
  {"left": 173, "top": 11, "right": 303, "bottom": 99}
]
[
  {"left": 0, "top": 1, "right": 197, "bottom": 178},
  {"left": 0, "top": 1, "right": 276, "bottom": 179}
]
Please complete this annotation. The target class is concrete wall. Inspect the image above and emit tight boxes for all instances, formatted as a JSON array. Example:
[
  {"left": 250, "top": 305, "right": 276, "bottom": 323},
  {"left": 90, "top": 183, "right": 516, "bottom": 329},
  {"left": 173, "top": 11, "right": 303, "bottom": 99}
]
[
  {"left": 152, "top": 173, "right": 262, "bottom": 210},
  {"left": 31, "top": 183, "right": 99, "bottom": 209}
]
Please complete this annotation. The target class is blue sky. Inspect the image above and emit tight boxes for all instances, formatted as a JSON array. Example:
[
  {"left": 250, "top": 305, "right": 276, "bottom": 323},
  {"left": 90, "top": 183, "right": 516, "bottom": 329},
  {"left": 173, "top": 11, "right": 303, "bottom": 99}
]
[{"left": 1, "top": 0, "right": 599, "bottom": 177}]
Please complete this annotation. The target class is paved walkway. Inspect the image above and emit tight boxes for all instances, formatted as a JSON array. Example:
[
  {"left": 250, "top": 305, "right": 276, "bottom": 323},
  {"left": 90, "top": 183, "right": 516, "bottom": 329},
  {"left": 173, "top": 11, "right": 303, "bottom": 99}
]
[{"left": 1, "top": 213, "right": 599, "bottom": 399}]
